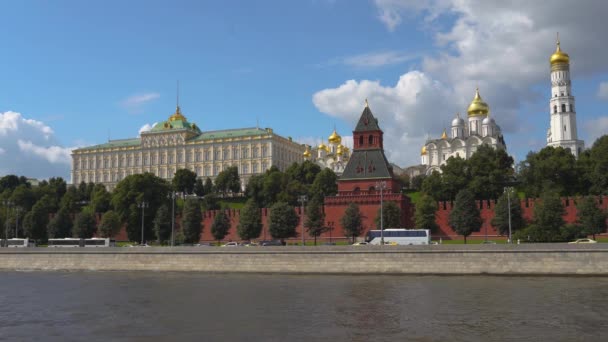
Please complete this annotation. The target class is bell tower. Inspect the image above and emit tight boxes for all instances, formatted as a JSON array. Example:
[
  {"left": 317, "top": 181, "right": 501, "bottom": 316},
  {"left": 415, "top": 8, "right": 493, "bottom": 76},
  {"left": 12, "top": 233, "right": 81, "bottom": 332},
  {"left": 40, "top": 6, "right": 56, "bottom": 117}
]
[{"left": 547, "top": 34, "right": 584, "bottom": 157}]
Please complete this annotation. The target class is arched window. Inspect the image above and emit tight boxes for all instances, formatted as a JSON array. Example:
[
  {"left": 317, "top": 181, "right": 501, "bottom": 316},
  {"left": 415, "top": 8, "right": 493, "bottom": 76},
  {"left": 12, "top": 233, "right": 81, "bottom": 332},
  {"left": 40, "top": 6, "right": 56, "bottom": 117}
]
[
  {"left": 368, "top": 135, "right": 374, "bottom": 145},
  {"left": 553, "top": 105, "right": 557, "bottom": 114},
  {"left": 561, "top": 104, "right": 566, "bottom": 112},
  {"left": 358, "top": 136, "right": 363, "bottom": 146}
]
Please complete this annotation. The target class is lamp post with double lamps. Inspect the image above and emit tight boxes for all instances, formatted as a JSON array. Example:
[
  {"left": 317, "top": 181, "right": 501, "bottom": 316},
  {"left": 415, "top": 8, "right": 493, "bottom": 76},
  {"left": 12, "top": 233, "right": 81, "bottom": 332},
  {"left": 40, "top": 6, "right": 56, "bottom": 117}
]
[
  {"left": 375, "top": 181, "right": 387, "bottom": 246},
  {"left": 138, "top": 201, "right": 149, "bottom": 245},
  {"left": 167, "top": 191, "right": 177, "bottom": 247},
  {"left": 504, "top": 187, "right": 513, "bottom": 243},
  {"left": 298, "top": 195, "right": 307, "bottom": 246}
]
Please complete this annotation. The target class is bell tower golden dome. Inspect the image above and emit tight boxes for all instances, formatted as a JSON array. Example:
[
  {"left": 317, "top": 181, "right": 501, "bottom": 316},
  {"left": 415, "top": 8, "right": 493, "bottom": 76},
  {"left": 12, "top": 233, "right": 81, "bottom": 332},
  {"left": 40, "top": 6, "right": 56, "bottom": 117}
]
[{"left": 550, "top": 33, "right": 570, "bottom": 67}]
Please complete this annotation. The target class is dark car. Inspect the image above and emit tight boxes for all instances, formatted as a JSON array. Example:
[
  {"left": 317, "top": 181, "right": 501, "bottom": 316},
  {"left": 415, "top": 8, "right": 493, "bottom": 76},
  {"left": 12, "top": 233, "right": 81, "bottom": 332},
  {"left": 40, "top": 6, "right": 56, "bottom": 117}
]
[{"left": 259, "top": 240, "right": 284, "bottom": 246}]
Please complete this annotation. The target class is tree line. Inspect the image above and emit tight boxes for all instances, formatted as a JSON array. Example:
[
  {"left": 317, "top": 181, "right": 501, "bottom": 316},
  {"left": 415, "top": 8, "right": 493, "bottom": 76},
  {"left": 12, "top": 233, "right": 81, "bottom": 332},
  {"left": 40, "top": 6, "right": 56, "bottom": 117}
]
[{"left": 412, "top": 135, "right": 608, "bottom": 242}]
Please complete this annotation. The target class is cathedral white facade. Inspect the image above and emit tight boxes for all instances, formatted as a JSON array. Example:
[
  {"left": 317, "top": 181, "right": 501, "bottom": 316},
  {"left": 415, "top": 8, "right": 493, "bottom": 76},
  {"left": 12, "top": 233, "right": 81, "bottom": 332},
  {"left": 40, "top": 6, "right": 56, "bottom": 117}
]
[
  {"left": 420, "top": 88, "right": 506, "bottom": 174},
  {"left": 546, "top": 36, "right": 584, "bottom": 157},
  {"left": 302, "top": 129, "right": 350, "bottom": 175}
]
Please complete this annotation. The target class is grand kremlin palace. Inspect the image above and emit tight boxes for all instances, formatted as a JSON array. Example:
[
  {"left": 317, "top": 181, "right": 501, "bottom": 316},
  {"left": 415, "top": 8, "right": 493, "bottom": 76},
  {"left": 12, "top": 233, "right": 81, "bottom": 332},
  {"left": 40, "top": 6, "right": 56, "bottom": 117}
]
[{"left": 70, "top": 106, "right": 305, "bottom": 189}]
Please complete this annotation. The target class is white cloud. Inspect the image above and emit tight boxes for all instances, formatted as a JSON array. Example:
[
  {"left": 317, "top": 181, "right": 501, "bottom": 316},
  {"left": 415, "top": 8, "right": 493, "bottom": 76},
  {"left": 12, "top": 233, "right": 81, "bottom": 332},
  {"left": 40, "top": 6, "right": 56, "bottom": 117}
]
[
  {"left": 314, "top": 0, "right": 608, "bottom": 166},
  {"left": 120, "top": 92, "right": 160, "bottom": 113},
  {"left": 584, "top": 116, "right": 608, "bottom": 144},
  {"left": 340, "top": 51, "right": 417, "bottom": 68},
  {"left": 139, "top": 122, "right": 157, "bottom": 134},
  {"left": 598, "top": 82, "right": 608, "bottom": 101},
  {"left": 0, "top": 111, "right": 76, "bottom": 180}
]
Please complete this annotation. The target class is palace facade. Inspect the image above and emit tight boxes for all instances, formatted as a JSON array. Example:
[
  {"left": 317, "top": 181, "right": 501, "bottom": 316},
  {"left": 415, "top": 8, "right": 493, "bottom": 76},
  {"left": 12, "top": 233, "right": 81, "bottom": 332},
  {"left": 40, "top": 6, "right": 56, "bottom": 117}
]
[{"left": 71, "top": 106, "right": 305, "bottom": 189}]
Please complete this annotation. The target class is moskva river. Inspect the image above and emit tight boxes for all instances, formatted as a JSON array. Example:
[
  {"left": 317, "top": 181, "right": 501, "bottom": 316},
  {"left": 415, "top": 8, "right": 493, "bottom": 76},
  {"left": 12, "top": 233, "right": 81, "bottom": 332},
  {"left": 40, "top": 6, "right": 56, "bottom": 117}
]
[{"left": 1, "top": 272, "right": 607, "bottom": 341}]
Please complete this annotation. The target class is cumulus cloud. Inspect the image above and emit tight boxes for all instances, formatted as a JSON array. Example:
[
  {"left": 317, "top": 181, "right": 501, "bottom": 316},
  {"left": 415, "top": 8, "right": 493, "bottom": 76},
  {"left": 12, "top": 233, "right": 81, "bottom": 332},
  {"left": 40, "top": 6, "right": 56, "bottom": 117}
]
[
  {"left": 120, "top": 92, "right": 160, "bottom": 113},
  {"left": 138, "top": 122, "right": 157, "bottom": 134},
  {"left": 0, "top": 111, "right": 76, "bottom": 180},
  {"left": 598, "top": 82, "right": 608, "bottom": 101},
  {"left": 314, "top": 0, "right": 608, "bottom": 166}
]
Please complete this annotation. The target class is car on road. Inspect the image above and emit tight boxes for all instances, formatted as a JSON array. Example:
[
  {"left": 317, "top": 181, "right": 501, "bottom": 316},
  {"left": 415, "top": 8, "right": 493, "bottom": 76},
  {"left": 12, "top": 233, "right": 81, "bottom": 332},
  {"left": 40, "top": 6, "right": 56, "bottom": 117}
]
[
  {"left": 352, "top": 242, "right": 369, "bottom": 246},
  {"left": 221, "top": 242, "right": 241, "bottom": 247},
  {"left": 568, "top": 238, "right": 597, "bottom": 244},
  {"left": 259, "top": 240, "right": 284, "bottom": 246}
]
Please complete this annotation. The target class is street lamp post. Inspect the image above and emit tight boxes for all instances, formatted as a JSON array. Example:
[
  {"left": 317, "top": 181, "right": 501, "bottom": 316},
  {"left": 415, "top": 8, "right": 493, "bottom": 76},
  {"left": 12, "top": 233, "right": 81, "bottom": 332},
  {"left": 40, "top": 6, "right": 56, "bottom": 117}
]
[
  {"left": 3, "top": 200, "right": 13, "bottom": 243},
  {"left": 15, "top": 207, "right": 22, "bottom": 239},
  {"left": 504, "top": 187, "right": 513, "bottom": 243},
  {"left": 138, "top": 201, "right": 149, "bottom": 245},
  {"left": 375, "top": 181, "right": 387, "bottom": 246},
  {"left": 168, "top": 192, "right": 176, "bottom": 247},
  {"left": 298, "top": 195, "right": 307, "bottom": 246}
]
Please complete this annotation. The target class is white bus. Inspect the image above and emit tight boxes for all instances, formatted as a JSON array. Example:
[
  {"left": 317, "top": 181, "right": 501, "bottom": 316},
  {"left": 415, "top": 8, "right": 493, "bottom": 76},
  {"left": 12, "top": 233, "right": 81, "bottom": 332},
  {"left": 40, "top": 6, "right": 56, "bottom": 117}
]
[
  {"left": 48, "top": 238, "right": 83, "bottom": 247},
  {"left": 5, "top": 238, "right": 36, "bottom": 247},
  {"left": 365, "top": 229, "right": 431, "bottom": 245},
  {"left": 84, "top": 238, "right": 115, "bottom": 247}
]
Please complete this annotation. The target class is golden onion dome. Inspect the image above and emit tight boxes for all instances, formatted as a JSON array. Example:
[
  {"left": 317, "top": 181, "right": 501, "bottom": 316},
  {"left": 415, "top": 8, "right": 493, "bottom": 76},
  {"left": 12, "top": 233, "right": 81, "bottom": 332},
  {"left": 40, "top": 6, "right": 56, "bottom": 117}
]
[
  {"left": 550, "top": 38, "right": 570, "bottom": 65},
  {"left": 467, "top": 88, "right": 490, "bottom": 117},
  {"left": 318, "top": 142, "right": 328, "bottom": 151},
  {"left": 169, "top": 105, "right": 187, "bottom": 122},
  {"left": 421, "top": 145, "right": 427, "bottom": 155},
  {"left": 441, "top": 129, "right": 448, "bottom": 140},
  {"left": 328, "top": 129, "right": 342, "bottom": 144},
  {"left": 336, "top": 144, "right": 344, "bottom": 155},
  {"left": 303, "top": 146, "right": 311, "bottom": 158}
]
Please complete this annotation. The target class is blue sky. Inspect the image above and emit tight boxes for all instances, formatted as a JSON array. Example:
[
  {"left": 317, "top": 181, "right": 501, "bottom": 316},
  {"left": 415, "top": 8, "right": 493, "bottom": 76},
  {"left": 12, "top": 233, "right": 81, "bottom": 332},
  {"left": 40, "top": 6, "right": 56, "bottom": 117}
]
[{"left": 1, "top": 0, "right": 608, "bottom": 180}]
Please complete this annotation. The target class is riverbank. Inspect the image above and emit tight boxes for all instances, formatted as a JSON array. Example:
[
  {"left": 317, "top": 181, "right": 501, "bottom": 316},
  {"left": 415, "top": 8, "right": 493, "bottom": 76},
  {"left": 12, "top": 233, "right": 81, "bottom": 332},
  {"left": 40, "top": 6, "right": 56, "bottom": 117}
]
[{"left": 1, "top": 244, "right": 607, "bottom": 275}]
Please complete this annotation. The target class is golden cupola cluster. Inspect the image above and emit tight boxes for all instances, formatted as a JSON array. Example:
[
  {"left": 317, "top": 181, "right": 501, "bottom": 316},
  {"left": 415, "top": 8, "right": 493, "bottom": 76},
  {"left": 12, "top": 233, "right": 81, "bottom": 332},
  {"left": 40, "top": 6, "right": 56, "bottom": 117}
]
[
  {"left": 550, "top": 36, "right": 570, "bottom": 66},
  {"left": 328, "top": 129, "right": 342, "bottom": 144},
  {"left": 318, "top": 141, "right": 329, "bottom": 152},
  {"left": 169, "top": 105, "right": 188, "bottom": 122},
  {"left": 467, "top": 88, "right": 490, "bottom": 117},
  {"left": 303, "top": 145, "right": 312, "bottom": 158},
  {"left": 420, "top": 145, "right": 427, "bottom": 156}
]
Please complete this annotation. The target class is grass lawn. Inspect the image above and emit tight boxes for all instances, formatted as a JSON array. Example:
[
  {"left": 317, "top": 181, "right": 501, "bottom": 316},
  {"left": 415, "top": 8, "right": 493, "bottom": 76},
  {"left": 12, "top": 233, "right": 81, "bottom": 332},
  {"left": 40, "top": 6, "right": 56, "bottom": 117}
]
[{"left": 405, "top": 191, "right": 421, "bottom": 206}]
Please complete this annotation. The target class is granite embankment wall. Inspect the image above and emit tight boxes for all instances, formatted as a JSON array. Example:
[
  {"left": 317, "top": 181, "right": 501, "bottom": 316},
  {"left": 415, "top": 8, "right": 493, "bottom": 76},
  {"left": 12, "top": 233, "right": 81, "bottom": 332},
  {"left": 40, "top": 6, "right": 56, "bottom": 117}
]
[{"left": 2, "top": 245, "right": 608, "bottom": 275}]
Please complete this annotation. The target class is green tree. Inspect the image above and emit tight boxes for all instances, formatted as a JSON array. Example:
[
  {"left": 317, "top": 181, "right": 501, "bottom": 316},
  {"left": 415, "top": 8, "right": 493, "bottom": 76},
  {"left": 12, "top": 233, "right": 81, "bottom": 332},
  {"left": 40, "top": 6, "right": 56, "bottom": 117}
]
[
  {"left": 193, "top": 178, "right": 206, "bottom": 197},
  {"left": 47, "top": 206, "right": 73, "bottom": 238},
  {"left": 173, "top": 168, "right": 197, "bottom": 194},
  {"left": 577, "top": 196, "right": 607, "bottom": 239},
  {"left": 211, "top": 210, "right": 231, "bottom": 244},
  {"left": 98, "top": 210, "right": 122, "bottom": 238},
  {"left": 237, "top": 199, "right": 263, "bottom": 241},
  {"left": 304, "top": 197, "right": 327, "bottom": 245},
  {"left": 467, "top": 145, "right": 514, "bottom": 199},
  {"left": 310, "top": 168, "right": 338, "bottom": 201},
  {"left": 526, "top": 189, "right": 565, "bottom": 242},
  {"left": 245, "top": 175, "right": 265, "bottom": 206},
  {"left": 59, "top": 186, "right": 81, "bottom": 213},
  {"left": 491, "top": 188, "right": 525, "bottom": 236},
  {"left": 268, "top": 201, "right": 299, "bottom": 240},
  {"left": 72, "top": 209, "right": 97, "bottom": 238},
  {"left": 421, "top": 171, "right": 445, "bottom": 201},
  {"left": 152, "top": 204, "right": 172, "bottom": 243},
  {"left": 10, "top": 184, "right": 36, "bottom": 211},
  {"left": 203, "top": 177, "right": 214, "bottom": 195},
  {"left": 182, "top": 199, "right": 203, "bottom": 244},
  {"left": 586, "top": 135, "right": 608, "bottom": 194},
  {"left": 449, "top": 189, "right": 482, "bottom": 244},
  {"left": 411, "top": 174, "right": 426, "bottom": 191},
  {"left": 263, "top": 169, "right": 285, "bottom": 206},
  {"left": 214, "top": 166, "right": 241, "bottom": 195},
  {"left": 519, "top": 146, "right": 579, "bottom": 197},
  {"left": 22, "top": 198, "right": 51, "bottom": 242},
  {"left": 341, "top": 202, "right": 364, "bottom": 243},
  {"left": 374, "top": 201, "right": 401, "bottom": 229},
  {"left": 90, "top": 184, "right": 111, "bottom": 213},
  {"left": 414, "top": 193, "right": 439, "bottom": 232},
  {"left": 440, "top": 156, "right": 469, "bottom": 200},
  {"left": 111, "top": 173, "right": 170, "bottom": 242}
]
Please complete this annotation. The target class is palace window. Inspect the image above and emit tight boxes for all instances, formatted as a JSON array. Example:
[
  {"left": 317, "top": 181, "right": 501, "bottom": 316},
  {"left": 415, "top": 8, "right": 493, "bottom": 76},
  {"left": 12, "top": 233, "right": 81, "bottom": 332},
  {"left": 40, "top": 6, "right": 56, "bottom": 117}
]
[
  {"left": 177, "top": 153, "right": 182, "bottom": 163},
  {"left": 242, "top": 148, "right": 249, "bottom": 158},
  {"left": 233, "top": 147, "right": 238, "bottom": 159},
  {"left": 205, "top": 166, "right": 210, "bottom": 176},
  {"left": 262, "top": 145, "right": 268, "bottom": 157},
  {"left": 214, "top": 165, "right": 220, "bottom": 175},
  {"left": 169, "top": 154, "right": 174, "bottom": 164},
  {"left": 223, "top": 150, "right": 229, "bottom": 160},
  {"left": 214, "top": 150, "right": 220, "bottom": 160},
  {"left": 196, "top": 166, "right": 201, "bottom": 176},
  {"left": 253, "top": 147, "right": 259, "bottom": 158},
  {"left": 253, "top": 163, "right": 258, "bottom": 173},
  {"left": 243, "top": 164, "right": 249, "bottom": 174}
]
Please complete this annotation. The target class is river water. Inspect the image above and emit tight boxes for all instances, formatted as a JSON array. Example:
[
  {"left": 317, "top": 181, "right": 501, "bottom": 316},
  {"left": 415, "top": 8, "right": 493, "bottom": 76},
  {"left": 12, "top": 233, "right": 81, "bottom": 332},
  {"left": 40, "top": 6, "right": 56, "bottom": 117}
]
[{"left": 0, "top": 272, "right": 607, "bottom": 341}]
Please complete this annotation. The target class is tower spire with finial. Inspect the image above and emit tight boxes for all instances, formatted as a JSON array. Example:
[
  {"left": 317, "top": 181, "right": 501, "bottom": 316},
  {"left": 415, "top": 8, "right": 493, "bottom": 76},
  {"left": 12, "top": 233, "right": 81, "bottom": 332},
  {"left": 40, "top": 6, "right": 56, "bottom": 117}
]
[{"left": 365, "top": 98, "right": 369, "bottom": 108}]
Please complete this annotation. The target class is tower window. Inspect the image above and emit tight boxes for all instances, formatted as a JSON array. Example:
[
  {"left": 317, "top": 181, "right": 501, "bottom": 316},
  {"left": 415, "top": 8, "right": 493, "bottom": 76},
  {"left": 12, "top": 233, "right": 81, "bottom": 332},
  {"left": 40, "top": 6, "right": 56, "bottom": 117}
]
[
  {"left": 561, "top": 92, "right": 564, "bottom": 96},
  {"left": 564, "top": 125, "right": 567, "bottom": 132},
  {"left": 561, "top": 104, "right": 566, "bottom": 112},
  {"left": 359, "top": 136, "right": 363, "bottom": 146},
  {"left": 368, "top": 135, "right": 373, "bottom": 145},
  {"left": 553, "top": 105, "right": 557, "bottom": 114}
]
